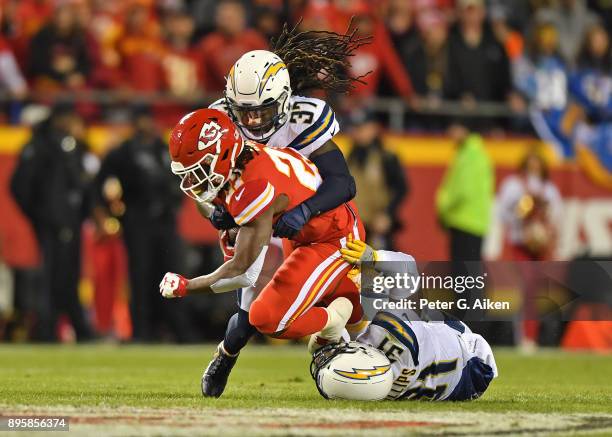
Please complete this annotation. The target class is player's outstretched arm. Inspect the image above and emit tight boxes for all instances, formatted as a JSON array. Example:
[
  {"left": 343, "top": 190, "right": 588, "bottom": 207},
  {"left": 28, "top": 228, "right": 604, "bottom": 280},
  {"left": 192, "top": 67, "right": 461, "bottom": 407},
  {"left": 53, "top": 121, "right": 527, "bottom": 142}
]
[
  {"left": 273, "top": 140, "right": 356, "bottom": 238},
  {"left": 160, "top": 196, "right": 285, "bottom": 298},
  {"left": 189, "top": 204, "right": 274, "bottom": 293}
]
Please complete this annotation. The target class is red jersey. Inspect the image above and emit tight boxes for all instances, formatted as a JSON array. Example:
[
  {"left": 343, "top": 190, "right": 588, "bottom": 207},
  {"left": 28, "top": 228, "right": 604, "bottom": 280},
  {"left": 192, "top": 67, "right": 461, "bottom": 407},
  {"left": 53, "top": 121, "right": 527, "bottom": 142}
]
[{"left": 219, "top": 144, "right": 359, "bottom": 245}]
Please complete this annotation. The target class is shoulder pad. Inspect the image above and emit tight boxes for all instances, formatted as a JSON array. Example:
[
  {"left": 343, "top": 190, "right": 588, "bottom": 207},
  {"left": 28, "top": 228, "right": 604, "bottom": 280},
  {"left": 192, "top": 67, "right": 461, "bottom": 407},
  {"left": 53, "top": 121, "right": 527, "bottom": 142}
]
[
  {"left": 228, "top": 179, "right": 276, "bottom": 225},
  {"left": 286, "top": 97, "right": 339, "bottom": 154}
]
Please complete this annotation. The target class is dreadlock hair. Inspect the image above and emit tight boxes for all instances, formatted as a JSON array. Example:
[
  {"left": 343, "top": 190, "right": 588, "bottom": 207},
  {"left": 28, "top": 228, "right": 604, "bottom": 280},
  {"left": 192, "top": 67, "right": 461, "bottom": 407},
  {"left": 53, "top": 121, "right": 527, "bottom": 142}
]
[
  {"left": 234, "top": 143, "right": 259, "bottom": 172},
  {"left": 221, "top": 143, "right": 260, "bottom": 194},
  {"left": 271, "top": 19, "right": 372, "bottom": 95}
]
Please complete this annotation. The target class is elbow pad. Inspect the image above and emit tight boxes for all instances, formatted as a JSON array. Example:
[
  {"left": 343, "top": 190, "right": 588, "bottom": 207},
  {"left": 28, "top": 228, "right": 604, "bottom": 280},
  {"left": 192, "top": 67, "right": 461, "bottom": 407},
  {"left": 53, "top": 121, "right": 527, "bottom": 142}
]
[{"left": 210, "top": 246, "right": 268, "bottom": 293}]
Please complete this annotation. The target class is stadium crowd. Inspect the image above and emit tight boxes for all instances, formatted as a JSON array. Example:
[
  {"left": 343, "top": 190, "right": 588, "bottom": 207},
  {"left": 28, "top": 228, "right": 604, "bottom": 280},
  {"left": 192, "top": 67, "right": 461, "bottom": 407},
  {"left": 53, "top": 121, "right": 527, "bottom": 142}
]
[{"left": 0, "top": 0, "right": 609, "bottom": 129}]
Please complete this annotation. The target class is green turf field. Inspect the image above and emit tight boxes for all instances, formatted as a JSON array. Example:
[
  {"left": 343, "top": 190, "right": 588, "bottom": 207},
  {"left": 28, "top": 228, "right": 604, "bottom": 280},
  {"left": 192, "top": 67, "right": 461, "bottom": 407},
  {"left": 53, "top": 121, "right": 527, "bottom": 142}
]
[{"left": 1, "top": 344, "right": 611, "bottom": 435}]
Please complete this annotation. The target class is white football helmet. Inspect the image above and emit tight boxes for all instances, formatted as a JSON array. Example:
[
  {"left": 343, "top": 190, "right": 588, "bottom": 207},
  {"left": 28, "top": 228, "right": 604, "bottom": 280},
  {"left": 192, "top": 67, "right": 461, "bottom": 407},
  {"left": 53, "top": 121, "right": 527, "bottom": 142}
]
[
  {"left": 225, "top": 50, "right": 292, "bottom": 142},
  {"left": 310, "top": 342, "right": 393, "bottom": 401}
]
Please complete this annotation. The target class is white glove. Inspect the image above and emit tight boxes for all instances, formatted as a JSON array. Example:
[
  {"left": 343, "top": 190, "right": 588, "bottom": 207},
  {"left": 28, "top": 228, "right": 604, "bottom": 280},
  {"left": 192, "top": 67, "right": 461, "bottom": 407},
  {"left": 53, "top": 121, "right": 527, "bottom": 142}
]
[{"left": 159, "top": 272, "right": 188, "bottom": 298}]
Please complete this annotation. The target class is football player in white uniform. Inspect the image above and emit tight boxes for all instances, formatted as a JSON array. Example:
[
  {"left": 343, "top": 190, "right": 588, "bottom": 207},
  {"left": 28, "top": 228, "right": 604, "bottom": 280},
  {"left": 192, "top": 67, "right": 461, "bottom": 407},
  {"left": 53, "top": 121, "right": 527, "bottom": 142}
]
[
  {"left": 309, "top": 239, "right": 498, "bottom": 401},
  {"left": 198, "top": 24, "right": 370, "bottom": 398}
]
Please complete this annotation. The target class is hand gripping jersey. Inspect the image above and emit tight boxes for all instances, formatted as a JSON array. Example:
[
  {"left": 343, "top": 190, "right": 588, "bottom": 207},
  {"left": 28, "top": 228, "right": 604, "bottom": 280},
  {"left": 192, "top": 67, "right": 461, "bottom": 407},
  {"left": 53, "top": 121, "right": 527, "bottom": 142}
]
[
  {"left": 210, "top": 95, "right": 339, "bottom": 158},
  {"left": 358, "top": 312, "right": 498, "bottom": 401},
  {"left": 218, "top": 143, "right": 360, "bottom": 245}
]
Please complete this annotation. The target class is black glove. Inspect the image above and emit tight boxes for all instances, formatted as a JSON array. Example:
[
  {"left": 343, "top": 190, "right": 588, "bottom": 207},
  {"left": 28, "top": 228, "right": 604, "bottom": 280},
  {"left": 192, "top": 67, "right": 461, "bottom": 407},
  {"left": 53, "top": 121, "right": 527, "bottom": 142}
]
[
  {"left": 273, "top": 203, "right": 312, "bottom": 238},
  {"left": 210, "top": 204, "right": 237, "bottom": 230}
]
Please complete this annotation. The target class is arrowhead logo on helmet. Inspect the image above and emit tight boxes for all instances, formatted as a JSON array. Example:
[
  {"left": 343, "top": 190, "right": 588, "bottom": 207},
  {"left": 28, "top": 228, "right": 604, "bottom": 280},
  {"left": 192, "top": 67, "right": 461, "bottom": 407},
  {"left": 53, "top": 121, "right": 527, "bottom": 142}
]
[
  {"left": 198, "top": 121, "right": 227, "bottom": 151},
  {"left": 169, "top": 109, "right": 244, "bottom": 203}
]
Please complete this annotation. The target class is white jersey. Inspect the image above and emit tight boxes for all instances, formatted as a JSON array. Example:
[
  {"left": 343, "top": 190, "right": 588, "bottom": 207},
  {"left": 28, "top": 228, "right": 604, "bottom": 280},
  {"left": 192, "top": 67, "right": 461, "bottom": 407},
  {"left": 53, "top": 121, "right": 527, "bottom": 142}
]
[
  {"left": 357, "top": 250, "right": 498, "bottom": 401},
  {"left": 209, "top": 95, "right": 339, "bottom": 157}
]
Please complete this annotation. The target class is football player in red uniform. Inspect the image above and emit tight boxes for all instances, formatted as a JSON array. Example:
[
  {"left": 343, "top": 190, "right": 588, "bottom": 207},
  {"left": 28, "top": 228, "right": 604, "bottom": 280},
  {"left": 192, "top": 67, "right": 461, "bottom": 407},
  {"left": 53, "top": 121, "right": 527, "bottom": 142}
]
[
  {"left": 194, "top": 23, "right": 371, "bottom": 398},
  {"left": 159, "top": 109, "right": 364, "bottom": 348}
]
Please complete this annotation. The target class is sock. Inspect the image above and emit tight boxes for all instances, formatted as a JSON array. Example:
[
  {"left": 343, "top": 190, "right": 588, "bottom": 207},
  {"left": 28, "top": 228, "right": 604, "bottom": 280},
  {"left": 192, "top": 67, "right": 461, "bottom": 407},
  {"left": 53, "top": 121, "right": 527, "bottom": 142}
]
[
  {"left": 274, "top": 307, "right": 328, "bottom": 339},
  {"left": 346, "top": 318, "right": 369, "bottom": 340},
  {"left": 223, "top": 309, "right": 257, "bottom": 355}
]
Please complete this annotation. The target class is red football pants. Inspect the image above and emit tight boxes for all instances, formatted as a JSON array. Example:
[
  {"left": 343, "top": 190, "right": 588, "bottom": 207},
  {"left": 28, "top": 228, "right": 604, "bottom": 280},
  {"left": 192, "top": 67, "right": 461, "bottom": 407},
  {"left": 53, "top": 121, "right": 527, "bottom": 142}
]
[{"left": 249, "top": 240, "right": 363, "bottom": 339}]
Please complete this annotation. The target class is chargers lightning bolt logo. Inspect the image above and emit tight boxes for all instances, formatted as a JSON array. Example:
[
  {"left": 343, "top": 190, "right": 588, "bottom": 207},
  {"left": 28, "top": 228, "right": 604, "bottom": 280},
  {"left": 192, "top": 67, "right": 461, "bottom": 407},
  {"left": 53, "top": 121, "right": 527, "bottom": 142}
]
[
  {"left": 334, "top": 365, "right": 391, "bottom": 380},
  {"left": 259, "top": 61, "right": 286, "bottom": 96}
]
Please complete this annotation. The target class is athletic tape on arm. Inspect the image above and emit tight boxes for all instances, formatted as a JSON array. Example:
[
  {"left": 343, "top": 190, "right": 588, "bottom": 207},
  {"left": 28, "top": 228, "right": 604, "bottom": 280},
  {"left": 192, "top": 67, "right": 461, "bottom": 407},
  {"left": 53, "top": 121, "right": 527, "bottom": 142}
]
[{"left": 210, "top": 245, "right": 269, "bottom": 293}]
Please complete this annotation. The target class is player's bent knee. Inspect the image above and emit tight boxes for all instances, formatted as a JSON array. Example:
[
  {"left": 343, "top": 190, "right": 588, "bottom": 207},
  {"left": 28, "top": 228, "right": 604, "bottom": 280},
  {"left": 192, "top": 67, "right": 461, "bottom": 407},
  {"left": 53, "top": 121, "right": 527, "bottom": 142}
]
[{"left": 248, "top": 301, "right": 280, "bottom": 335}]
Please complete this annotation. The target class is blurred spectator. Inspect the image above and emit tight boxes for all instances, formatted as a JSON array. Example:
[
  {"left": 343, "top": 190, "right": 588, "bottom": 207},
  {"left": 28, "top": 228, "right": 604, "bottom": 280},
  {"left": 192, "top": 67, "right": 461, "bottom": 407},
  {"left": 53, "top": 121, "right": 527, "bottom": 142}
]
[
  {"left": 436, "top": 126, "right": 494, "bottom": 260},
  {"left": 514, "top": 22, "right": 573, "bottom": 156},
  {"left": 444, "top": 0, "right": 512, "bottom": 105},
  {"left": 490, "top": 3, "right": 524, "bottom": 61},
  {"left": 118, "top": 3, "right": 164, "bottom": 92},
  {"left": 10, "top": 104, "right": 95, "bottom": 341},
  {"left": 254, "top": 6, "right": 281, "bottom": 41},
  {"left": 28, "top": 2, "right": 90, "bottom": 91},
  {"left": 0, "top": 36, "right": 28, "bottom": 98},
  {"left": 385, "top": 0, "right": 419, "bottom": 59},
  {"left": 568, "top": 24, "right": 612, "bottom": 169},
  {"left": 298, "top": 0, "right": 343, "bottom": 33},
  {"left": 93, "top": 106, "right": 192, "bottom": 342},
  {"left": 514, "top": 22, "right": 567, "bottom": 106},
  {"left": 3, "top": 0, "right": 53, "bottom": 38},
  {"left": 191, "top": 0, "right": 258, "bottom": 39},
  {"left": 189, "top": 0, "right": 227, "bottom": 37},
  {"left": 1, "top": 0, "right": 54, "bottom": 66},
  {"left": 571, "top": 23, "right": 612, "bottom": 122},
  {"left": 399, "top": 9, "right": 449, "bottom": 100},
  {"left": 199, "top": 0, "right": 267, "bottom": 92},
  {"left": 576, "top": 23, "right": 611, "bottom": 73},
  {"left": 488, "top": 0, "right": 532, "bottom": 33},
  {"left": 161, "top": 9, "right": 204, "bottom": 97},
  {"left": 535, "top": 0, "right": 599, "bottom": 66},
  {"left": 347, "top": 111, "right": 408, "bottom": 250},
  {"left": 154, "top": 8, "right": 205, "bottom": 126},
  {"left": 87, "top": 0, "right": 125, "bottom": 88},
  {"left": 346, "top": 3, "right": 414, "bottom": 102},
  {"left": 497, "top": 150, "right": 561, "bottom": 261},
  {"left": 496, "top": 149, "right": 562, "bottom": 349}
]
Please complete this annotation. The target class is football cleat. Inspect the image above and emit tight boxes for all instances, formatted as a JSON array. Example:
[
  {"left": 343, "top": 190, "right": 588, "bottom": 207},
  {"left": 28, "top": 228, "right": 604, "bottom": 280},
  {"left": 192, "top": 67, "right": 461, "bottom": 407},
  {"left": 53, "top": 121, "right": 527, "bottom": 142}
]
[
  {"left": 201, "top": 342, "right": 238, "bottom": 398},
  {"left": 308, "top": 297, "right": 353, "bottom": 355}
]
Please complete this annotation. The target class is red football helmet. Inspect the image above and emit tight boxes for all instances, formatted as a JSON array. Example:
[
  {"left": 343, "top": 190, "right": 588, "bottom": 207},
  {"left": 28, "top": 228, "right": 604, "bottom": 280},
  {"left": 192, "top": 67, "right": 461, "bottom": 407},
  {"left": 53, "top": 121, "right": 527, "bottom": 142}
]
[{"left": 169, "top": 109, "right": 244, "bottom": 203}]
